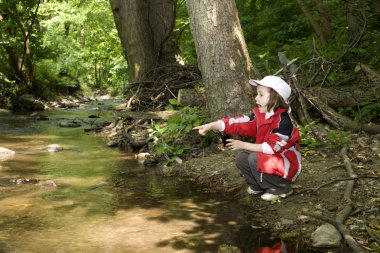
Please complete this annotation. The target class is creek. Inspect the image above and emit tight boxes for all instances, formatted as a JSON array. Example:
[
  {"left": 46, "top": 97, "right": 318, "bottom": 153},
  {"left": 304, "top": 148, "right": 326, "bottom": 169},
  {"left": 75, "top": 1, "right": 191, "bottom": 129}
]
[{"left": 0, "top": 100, "right": 310, "bottom": 253}]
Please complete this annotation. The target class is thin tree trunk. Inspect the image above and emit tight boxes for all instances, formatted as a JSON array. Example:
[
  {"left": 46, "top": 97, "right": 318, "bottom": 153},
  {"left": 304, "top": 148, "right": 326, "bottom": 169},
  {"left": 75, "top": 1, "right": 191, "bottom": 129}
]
[
  {"left": 10, "top": 0, "right": 40, "bottom": 91},
  {"left": 311, "top": 0, "right": 332, "bottom": 42},
  {"left": 296, "top": 0, "right": 328, "bottom": 45}
]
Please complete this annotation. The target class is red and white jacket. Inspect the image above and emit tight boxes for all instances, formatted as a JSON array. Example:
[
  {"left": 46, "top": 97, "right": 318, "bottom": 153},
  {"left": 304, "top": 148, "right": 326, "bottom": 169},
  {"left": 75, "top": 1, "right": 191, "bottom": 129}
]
[{"left": 219, "top": 107, "right": 301, "bottom": 182}]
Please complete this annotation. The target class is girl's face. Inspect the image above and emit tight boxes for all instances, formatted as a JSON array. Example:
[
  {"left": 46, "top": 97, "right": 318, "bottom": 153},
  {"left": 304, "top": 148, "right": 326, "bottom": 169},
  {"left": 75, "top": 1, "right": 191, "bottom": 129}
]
[{"left": 255, "top": 85, "right": 271, "bottom": 113}]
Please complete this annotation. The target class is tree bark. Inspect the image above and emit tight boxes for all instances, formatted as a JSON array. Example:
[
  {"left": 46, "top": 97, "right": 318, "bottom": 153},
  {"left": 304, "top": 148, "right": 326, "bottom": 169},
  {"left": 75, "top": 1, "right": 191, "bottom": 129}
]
[
  {"left": 185, "top": 0, "right": 254, "bottom": 119},
  {"left": 149, "top": 0, "right": 178, "bottom": 65},
  {"left": 109, "top": 0, "right": 179, "bottom": 83}
]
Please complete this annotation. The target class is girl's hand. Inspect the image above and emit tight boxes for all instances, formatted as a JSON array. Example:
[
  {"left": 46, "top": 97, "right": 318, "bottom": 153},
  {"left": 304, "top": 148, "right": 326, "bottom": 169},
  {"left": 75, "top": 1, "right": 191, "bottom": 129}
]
[
  {"left": 193, "top": 122, "right": 219, "bottom": 136},
  {"left": 225, "top": 139, "right": 247, "bottom": 151}
]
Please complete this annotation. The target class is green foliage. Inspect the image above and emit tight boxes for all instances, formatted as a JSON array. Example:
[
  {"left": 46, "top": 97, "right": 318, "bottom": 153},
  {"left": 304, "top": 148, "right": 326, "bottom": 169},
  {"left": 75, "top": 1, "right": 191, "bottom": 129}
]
[
  {"left": 148, "top": 104, "right": 209, "bottom": 165},
  {"left": 235, "top": 0, "right": 379, "bottom": 84},
  {"left": 237, "top": 0, "right": 311, "bottom": 75},
  {"left": 164, "top": 98, "right": 180, "bottom": 111},
  {"left": 174, "top": 1, "right": 197, "bottom": 65},
  {"left": 338, "top": 102, "right": 380, "bottom": 124},
  {"left": 0, "top": 0, "right": 128, "bottom": 98},
  {"left": 299, "top": 121, "right": 321, "bottom": 156},
  {"left": 0, "top": 73, "right": 18, "bottom": 107},
  {"left": 326, "top": 130, "right": 351, "bottom": 150},
  {"left": 38, "top": 0, "right": 127, "bottom": 96}
]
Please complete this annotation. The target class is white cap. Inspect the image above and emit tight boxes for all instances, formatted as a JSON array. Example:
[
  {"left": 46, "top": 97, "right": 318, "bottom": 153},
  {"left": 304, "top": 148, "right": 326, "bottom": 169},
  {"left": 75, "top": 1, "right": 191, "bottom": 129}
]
[{"left": 249, "top": 76, "right": 291, "bottom": 103}]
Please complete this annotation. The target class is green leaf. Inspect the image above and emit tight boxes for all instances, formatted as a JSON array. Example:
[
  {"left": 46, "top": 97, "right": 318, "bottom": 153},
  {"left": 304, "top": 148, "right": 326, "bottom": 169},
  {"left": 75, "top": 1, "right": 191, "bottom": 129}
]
[{"left": 185, "top": 124, "right": 193, "bottom": 132}]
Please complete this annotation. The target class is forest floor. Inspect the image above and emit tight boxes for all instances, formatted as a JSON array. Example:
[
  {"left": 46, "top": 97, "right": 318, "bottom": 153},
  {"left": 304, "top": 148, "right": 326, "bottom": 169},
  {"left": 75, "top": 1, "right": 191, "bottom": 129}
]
[{"left": 161, "top": 134, "right": 380, "bottom": 251}]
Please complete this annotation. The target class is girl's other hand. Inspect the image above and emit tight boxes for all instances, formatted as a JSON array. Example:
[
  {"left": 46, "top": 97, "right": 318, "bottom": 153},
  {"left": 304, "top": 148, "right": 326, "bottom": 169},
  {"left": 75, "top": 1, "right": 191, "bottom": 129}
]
[{"left": 225, "top": 139, "right": 246, "bottom": 151}]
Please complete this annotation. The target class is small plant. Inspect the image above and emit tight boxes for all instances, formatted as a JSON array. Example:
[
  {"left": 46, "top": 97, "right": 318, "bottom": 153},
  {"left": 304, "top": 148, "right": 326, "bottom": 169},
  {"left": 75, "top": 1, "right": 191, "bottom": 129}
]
[
  {"left": 299, "top": 121, "right": 321, "bottom": 156},
  {"left": 326, "top": 129, "right": 351, "bottom": 150},
  {"left": 338, "top": 101, "right": 380, "bottom": 124},
  {"left": 148, "top": 101, "right": 209, "bottom": 165}
]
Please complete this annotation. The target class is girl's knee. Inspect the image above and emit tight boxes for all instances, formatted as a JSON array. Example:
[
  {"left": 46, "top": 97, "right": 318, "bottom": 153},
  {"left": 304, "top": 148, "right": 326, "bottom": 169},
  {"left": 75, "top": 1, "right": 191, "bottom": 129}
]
[
  {"left": 247, "top": 152, "right": 258, "bottom": 167},
  {"left": 235, "top": 152, "right": 248, "bottom": 166}
]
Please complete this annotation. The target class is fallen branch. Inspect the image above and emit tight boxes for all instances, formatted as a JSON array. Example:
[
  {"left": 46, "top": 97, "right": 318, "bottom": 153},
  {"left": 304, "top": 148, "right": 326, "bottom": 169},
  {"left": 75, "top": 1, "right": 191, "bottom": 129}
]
[
  {"left": 301, "top": 144, "right": 366, "bottom": 253},
  {"left": 296, "top": 174, "right": 379, "bottom": 194},
  {"left": 301, "top": 89, "right": 380, "bottom": 134}
]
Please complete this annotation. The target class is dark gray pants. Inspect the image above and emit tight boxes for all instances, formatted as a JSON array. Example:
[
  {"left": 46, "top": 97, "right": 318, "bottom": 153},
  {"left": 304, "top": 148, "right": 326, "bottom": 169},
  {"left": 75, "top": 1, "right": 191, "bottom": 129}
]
[{"left": 235, "top": 151, "right": 291, "bottom": 195}]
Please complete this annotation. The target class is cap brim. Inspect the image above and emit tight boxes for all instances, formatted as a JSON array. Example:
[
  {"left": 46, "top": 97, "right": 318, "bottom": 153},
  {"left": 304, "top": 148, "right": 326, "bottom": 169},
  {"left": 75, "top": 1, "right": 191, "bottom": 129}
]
[{"left": 249, "top": 79, "right": 262, "bottom": 86}]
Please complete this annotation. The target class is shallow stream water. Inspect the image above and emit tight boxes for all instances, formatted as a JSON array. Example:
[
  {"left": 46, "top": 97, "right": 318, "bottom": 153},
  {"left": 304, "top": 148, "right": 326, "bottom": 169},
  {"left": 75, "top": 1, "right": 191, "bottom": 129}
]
[{"left": 0, "top": 100, "right": 311, "bottom": 253}]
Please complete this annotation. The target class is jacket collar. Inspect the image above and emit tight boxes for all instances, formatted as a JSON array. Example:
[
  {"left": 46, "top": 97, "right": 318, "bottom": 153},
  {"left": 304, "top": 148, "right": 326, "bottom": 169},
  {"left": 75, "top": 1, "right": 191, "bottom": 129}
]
[
  {"left": 265, "top": 110, "right": 275, "bottom": 120},
  {"left": 253, "top": 107, "right": 287, "bottom": 123}
]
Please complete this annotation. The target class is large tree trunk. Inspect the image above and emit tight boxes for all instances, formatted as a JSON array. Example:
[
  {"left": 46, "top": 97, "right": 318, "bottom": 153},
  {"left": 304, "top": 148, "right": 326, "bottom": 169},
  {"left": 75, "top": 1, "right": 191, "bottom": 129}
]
[
  {"left": 185, "top": 0, "right": 254, "bottom": 119},
  {"left": 109, "top": 0, "right": 179, "bottom": 83}
]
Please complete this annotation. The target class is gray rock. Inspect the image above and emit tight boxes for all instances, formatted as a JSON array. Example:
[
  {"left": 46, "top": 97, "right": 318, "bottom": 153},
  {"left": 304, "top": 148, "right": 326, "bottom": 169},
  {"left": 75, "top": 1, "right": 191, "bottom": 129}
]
[
  {"left": 46, "top": 144, "right": 63, "bottom": 152},
  {"left": 280, "top": 218, "right": 294, "bottom": 226},
  {"left": 311, "top": 223, "right": 342, "bottom": 248},
  {"left": 59, "top": 121, "right": 82, "bottom": 127},
  {"left": 30, "top": 112, "right": 49, "bottom": 120},
  {"left": 17, "top": 94, "right": 45, "bottom": 111},
  {"left": 0, "top": 147, "right": 15, "bottom": 155},
  {"left": 135, "top": 152, "right": 151, "bottom": 163},
  {"left": 107, "top": 140, "right": 118, "bottom": 147},
  {"left": 38, "top": 180, "right": 57, "bottom": 188},
  {"left": 0, "top": 147, "right": 15, "bottom": 161}
]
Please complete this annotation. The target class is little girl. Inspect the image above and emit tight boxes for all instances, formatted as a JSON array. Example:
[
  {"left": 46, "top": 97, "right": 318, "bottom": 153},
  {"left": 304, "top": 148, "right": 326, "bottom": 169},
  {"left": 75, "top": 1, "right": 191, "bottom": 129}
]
[{"left": 194, "top": 76, "right": 302, "bottom": 201}]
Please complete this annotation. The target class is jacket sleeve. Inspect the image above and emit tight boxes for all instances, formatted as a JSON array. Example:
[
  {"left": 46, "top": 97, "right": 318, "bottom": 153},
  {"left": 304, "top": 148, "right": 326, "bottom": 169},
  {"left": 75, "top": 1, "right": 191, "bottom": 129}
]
[
  {"left": 218, "top": 111, "right": 257, "bottom": 138},
  {"left": 264, "top": 112, "right": 299, "bottom": 153}
]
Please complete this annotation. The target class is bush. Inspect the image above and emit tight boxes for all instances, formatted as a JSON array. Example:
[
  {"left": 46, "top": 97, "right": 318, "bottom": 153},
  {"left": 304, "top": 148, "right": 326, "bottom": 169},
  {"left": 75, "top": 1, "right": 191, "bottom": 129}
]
[{"left": 148, "top": 101, "right": 210, "bottom": 165}]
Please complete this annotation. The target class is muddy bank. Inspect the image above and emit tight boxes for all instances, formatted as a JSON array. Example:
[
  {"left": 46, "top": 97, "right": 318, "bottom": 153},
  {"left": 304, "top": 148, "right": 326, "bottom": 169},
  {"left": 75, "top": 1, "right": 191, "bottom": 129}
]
[
  {"left": 98, "top": 102, "right": 380, "bottom": 252},
  {"left": 161, "top": 139, "right": 380, "bottom": 252}
]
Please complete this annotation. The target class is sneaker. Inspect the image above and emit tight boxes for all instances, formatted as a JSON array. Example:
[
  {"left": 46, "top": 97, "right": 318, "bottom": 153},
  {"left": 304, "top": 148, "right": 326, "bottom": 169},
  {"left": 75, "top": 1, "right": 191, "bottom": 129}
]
[
  {"left": 261, "top": 189, "right": 293, "bottom": 201},
  {"left": 247, "top": 186, "right": 262, "bottom": 195}
]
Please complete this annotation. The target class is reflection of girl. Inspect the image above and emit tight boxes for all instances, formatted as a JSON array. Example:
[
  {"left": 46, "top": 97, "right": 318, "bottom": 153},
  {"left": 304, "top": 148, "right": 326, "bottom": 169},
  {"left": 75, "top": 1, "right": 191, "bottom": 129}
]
[
  {"left": 194, "top": 76, "right": 302, "bottom": 201},
  {"left": 253, "top": 239, "right": 298, "bottom": 253},
  {"left": 254, "top": 241, "right": 283, "bottom": 253}
]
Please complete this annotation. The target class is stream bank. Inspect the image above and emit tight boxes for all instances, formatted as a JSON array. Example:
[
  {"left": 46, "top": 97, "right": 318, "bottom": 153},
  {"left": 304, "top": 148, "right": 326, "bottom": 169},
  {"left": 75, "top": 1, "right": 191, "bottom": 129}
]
[
  {"left": 161, "top": 136, "right": 380, "bottom": 252},
  {"left": 105, "top": 104, "right": 380, "bottom": 252}
]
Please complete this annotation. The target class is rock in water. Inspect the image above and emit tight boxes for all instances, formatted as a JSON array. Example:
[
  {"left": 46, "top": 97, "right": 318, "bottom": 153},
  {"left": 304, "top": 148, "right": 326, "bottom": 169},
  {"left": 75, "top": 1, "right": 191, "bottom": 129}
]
[{"left": 46, "top": 144, "right": 63, "bottom": 153}]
